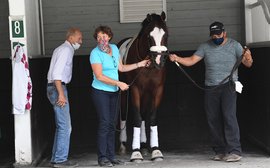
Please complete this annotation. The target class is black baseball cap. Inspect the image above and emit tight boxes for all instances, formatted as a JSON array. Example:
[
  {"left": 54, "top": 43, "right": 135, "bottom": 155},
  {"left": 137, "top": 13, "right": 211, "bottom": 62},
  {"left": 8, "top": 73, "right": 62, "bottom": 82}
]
[{"left": 209, "top": 21, "right": 225, "bottom": 36}]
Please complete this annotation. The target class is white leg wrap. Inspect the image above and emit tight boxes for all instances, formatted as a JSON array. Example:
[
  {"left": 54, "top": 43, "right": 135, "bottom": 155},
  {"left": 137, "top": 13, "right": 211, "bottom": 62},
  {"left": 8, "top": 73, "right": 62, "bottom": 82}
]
[
  {"left": 150, "top": 126, "right": 159, "bottom": 148},
  {"left": 119, "top": 120, "right": 127, "bottom": 142},
  {"left": 140, "top": 121, "right": 147, "bottom": 143},
  {"left": 132, "top": 127, "right": 141, "bottom": 150}
]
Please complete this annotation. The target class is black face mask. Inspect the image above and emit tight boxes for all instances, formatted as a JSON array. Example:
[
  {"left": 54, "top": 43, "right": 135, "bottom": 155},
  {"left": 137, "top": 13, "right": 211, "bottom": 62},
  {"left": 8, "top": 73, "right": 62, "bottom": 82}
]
[{"left": 212, "top": 36, "right": 224, "bottom": 45}]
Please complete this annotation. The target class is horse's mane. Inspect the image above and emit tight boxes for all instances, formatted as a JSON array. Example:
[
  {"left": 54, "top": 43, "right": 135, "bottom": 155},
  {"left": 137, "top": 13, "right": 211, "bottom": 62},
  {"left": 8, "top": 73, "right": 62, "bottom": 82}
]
[{"left": 138, "top": 13, "right": 167, "bottom": 38}]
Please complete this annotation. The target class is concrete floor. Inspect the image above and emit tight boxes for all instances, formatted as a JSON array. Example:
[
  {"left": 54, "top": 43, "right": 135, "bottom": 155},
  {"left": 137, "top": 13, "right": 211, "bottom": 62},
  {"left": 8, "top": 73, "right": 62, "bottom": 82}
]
[
  {"left": 32, "top": 143, "right": 270, "bottom": 168},
  {"left": 2, "top": 140, "right": 269, "bottom": 168},
  {"left": 34, "top": 152, "right": 270, "bottom": 168}
]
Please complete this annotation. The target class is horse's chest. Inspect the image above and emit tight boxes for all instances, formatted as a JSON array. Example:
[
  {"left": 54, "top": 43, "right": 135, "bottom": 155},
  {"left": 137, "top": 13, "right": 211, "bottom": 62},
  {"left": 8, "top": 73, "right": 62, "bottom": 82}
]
[{"left": 133, "top": 69, "right": 165, "bottom": 87}]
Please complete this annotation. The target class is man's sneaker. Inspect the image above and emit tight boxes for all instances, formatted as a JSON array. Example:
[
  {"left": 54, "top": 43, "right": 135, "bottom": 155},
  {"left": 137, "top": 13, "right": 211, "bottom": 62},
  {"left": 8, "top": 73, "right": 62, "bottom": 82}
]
[
  {"left": 224, "top": 153, "right": 242, "bottom": 162},
  {"left": 110, "top": 159, "right": 125, "bottom": 165},
  {"left": 52, "top": 160, "right": 78, "bottom": 168},
  {"left": 212, "top": 154, "right": 225, "bottom": 161}
]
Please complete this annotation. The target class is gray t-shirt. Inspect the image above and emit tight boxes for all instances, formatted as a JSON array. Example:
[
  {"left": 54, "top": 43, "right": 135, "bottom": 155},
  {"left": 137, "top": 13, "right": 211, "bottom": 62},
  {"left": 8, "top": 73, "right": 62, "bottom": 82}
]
[{"left": 194, "top": 38, "right": 243, "bottom": 86}]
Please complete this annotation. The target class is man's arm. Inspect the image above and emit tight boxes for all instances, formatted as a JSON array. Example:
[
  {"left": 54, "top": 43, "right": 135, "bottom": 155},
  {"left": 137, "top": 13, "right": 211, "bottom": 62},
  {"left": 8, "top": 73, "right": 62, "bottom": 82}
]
[
  {"left": 241, "top": 48, "right": 253, "bottom": 68},
  {"left": 54, "top": 80, "right": 66, "bottom": 107},
  {"left": 169, "top": 54, "right": 203, "bottom": 66}
]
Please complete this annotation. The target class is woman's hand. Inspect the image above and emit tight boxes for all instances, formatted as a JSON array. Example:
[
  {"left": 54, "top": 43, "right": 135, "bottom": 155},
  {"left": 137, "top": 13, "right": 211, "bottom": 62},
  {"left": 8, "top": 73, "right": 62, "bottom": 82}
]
[
  {"left": 116, "top": 81, "right": 129, "bottom": 91},
  {"left": 138, "top": 59, "right": 151, "bottom": 68}
]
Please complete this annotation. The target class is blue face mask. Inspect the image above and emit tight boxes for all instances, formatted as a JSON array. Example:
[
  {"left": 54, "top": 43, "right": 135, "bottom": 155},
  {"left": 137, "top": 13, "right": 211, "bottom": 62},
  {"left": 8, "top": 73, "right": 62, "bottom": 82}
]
[{"left": 212, "top": 37, "right": 224, "bottom": 45}]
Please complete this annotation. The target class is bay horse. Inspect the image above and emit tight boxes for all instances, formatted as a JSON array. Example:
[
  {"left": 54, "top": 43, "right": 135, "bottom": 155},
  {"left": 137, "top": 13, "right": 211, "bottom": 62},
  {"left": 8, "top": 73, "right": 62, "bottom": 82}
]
[{"left": 118, "top": 11, "right": 168, "bottom": 162}]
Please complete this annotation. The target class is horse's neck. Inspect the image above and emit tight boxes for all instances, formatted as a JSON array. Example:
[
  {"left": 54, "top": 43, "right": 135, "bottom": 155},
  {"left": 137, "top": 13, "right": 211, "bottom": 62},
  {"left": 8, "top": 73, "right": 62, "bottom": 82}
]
[{"left": 136, "top": 36, "right": 149, "bottom": 59}]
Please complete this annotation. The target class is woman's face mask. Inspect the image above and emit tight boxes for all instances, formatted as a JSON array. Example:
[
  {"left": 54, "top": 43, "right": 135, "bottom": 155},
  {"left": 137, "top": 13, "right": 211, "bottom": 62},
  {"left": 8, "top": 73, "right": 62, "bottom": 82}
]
[{"left": 97, "top": 32, "right": 111, "bottom": 53}]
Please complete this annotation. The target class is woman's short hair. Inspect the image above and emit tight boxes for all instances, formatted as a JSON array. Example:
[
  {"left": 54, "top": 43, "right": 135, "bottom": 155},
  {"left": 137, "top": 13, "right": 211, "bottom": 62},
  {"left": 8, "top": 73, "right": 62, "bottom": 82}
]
[{"left": 93, "top": 25, "right": 113, "bottom": 41}]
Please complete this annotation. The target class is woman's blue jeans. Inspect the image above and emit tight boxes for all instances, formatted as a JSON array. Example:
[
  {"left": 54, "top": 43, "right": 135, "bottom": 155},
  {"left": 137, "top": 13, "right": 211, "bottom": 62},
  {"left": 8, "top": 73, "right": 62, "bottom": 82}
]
[
  {"left": 47, "top": 85, "right": 71, "bottom": 163},
  {"left": 91, "top": 87, "right": 118, "bottom": 162}
]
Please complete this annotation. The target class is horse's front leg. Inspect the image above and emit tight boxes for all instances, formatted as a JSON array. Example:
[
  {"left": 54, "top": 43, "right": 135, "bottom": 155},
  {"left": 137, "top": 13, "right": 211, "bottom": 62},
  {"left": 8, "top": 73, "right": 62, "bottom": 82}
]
[
  {"left": 130, "top": 86, "right": 144, "bottom": 162},
  {"left": 119, "top": 91, "right": 127, "bottom": 155},
  {"left": 150, "top": 86, "right": 164, "bottom": 161}
]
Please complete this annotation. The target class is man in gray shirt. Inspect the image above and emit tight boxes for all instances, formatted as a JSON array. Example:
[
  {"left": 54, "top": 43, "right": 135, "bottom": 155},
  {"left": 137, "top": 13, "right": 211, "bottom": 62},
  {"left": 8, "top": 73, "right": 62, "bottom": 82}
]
[{"left": 169, "top": 21, "right": 253, "bottom": 162}]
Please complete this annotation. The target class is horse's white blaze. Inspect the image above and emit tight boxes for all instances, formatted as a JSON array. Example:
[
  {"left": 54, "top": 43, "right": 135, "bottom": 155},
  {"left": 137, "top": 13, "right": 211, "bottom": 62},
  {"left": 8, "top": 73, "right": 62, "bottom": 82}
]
[
  {"left": 150, "top": 27, "right": 166, "bottom": 65},
  {"left": 150, "top": 46, "right": 167, "bottom": 52},
  {"left": 155, "top": 55, "right": 161, "bottom": 64},
  {"left": 150, "top": 27, "right": 165, "bottom": 47}
]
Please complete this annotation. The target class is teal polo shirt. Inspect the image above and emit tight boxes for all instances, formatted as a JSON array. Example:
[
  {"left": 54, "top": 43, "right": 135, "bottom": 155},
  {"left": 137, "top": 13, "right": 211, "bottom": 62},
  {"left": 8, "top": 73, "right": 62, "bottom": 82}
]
[{"left": 90, "top": 44, "right": 120, "bottom": 92}]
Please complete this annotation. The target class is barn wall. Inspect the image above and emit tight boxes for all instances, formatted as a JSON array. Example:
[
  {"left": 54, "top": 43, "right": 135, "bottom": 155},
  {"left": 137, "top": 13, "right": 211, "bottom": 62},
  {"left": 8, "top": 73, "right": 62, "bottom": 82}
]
[
  {"left": 0, "top": 0, "right": 13, "bottom": 164},
  {"left": 0, "top": 59, "right": 14, "bottom": 163},
  {"left": 4, "top": 0, "right": 269, "bottom": 164},
  {"left": 41, "top": 0, "right": 245, "bottom": 55},
  {"left": 0, "top": 0, "right": 11, "bottom": 58},
  {"left": 238, "top": 47, "right": 270, "bottom": 154},
  {"left": 167, "top": 0, "right": 245, "bottom": 50}
]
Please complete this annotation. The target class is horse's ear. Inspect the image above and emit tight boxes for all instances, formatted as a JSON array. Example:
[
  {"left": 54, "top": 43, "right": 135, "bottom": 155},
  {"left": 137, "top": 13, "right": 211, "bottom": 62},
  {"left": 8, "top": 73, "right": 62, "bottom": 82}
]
[
  {"left": 147, "top": 14, "right": 152, "bottom": 22},
  {"left": 161, "top": 11, "right": 166, "bottom": 21}
]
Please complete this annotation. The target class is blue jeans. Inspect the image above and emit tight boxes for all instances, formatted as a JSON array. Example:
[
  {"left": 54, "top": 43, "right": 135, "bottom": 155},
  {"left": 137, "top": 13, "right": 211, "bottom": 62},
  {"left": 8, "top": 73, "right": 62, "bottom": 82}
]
[
  {"left": 47, "top": 85, "right": 72, "bottom": 163},
  {"left": 91, "top": 87, "right": 118, "bottom": 162}
]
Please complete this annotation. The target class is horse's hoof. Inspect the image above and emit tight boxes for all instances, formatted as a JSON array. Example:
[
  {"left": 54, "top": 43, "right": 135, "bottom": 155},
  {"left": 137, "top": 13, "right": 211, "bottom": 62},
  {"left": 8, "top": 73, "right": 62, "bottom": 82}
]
[
  {"left": 151, "top": 149, "right": 163, "bottom": 161},
  {"left": 141, "top": 148, "right": 148, "bottom": 156},
  {"left": 133, "top": 159, "right": 143, "bottom": 163},
  {"left": 153, "top": 157, "right": 163, "bottom": 162},
  {"left": 118, "top": 143, "right": 126, "bottom": 155},
  {"left": 130, "top": 151, "right": 143, "bottom": 162}
]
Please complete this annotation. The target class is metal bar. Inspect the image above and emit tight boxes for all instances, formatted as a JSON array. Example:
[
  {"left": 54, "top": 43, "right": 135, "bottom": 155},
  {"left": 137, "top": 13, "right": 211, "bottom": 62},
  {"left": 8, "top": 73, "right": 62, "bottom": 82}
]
[{"left": 249, "top": 0, "right": 270, "bottom": 24}]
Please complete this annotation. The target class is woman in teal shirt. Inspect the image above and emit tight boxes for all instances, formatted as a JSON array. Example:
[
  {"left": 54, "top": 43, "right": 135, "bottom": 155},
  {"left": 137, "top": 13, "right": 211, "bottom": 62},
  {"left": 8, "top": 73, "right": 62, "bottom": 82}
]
[{"left": 90, "top": 25, "right": 149, "bottom": 167}]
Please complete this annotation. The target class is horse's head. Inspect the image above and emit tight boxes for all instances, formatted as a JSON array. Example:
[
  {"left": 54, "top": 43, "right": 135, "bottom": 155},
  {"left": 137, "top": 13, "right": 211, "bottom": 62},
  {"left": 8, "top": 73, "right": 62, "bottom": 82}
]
[{"left": 139, "top": 11, "right": 168, "bottom": 69}]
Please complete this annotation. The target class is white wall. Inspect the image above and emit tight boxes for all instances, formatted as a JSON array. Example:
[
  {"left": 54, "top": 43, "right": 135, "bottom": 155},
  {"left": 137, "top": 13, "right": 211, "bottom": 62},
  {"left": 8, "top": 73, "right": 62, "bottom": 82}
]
[
  {"left": 245, "top": 0, "right": 270, "bottom": 47},
  {"left": 0, "top": 0, "right": 11, "bottom": 58}
]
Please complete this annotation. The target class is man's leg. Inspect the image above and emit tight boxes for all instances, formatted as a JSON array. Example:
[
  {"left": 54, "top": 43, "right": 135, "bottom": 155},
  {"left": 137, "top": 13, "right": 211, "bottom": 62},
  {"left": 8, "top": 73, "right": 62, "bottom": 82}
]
[
  {"left": 222, "top": 84, "right": 242, "bottom": 155},
  {"left": 47, "top": 85, "right": 71, "bottom": 163},
  {"left": 205, "top": 87, "right": 226, "bottom": 155}
]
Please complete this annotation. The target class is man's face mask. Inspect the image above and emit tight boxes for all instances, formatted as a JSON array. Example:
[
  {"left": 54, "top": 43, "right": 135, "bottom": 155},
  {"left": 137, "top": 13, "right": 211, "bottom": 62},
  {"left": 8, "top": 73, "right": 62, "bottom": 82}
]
[
  {"left": 212, "top": 37, "right": 224, "bottom": 45},
  {"left": 212, "top": 34, "right": 224, "bottom": 45},
  {"left": 72, "top": 42, "right": 81, "bottom": 50}
]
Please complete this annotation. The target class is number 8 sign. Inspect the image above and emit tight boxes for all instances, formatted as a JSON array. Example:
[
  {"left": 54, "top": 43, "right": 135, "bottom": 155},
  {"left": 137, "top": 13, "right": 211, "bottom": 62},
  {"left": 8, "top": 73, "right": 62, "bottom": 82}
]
[{"left": 9, "top": 16, "right": 25, "bottom": 39}]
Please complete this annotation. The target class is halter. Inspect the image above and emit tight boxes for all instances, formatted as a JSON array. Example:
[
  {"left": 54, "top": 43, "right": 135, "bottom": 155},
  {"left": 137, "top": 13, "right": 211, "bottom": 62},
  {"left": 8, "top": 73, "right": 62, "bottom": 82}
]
[{"left": 148, "top": 46, "right": 169, "bottom": 69}]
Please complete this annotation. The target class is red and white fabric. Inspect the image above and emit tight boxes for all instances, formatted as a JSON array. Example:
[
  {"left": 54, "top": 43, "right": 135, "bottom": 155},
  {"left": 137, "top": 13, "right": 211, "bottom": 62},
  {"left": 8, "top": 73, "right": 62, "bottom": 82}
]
[{"left": 12, "top": 45, "right": 32, "bottom": 114}]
